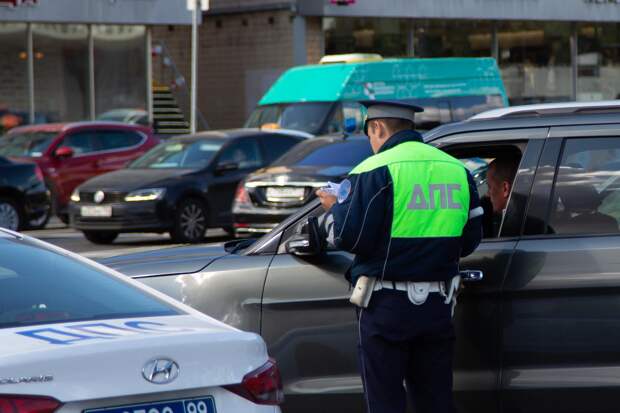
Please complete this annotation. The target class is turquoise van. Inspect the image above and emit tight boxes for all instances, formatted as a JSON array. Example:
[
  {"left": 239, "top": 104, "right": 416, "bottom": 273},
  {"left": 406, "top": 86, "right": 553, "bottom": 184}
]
[{"left": 245, "top": 57, "right": 508, "bottom": 134}]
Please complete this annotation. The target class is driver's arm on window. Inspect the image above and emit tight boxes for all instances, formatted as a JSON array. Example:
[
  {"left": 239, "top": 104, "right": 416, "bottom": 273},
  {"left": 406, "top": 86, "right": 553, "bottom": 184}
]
[{"left": 330, "top": 168, "right": 391, "bottom": 255}]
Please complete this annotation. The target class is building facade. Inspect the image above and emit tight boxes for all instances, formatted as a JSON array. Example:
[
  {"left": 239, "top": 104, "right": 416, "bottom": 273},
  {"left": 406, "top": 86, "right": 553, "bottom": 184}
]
[
  {"left": 0, "top": 0, "right": 193, "bottom": 129},
  {"left": 193, "top": 0, "right": 620, "bottom": 128},
  {"left": 2, "top": 0, "right": 620, "bottom": 131}
]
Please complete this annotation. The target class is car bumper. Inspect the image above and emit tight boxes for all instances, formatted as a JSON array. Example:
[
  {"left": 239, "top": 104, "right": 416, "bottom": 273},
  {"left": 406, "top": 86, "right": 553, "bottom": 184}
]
[{"left": 70, "top": 201, "right": 173, "bottom": 232}]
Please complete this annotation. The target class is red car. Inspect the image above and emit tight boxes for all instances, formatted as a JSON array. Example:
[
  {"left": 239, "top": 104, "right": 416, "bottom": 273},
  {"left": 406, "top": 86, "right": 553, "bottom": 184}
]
[{"left": 0, "top": 122, "right": 158, "bottom": 223}]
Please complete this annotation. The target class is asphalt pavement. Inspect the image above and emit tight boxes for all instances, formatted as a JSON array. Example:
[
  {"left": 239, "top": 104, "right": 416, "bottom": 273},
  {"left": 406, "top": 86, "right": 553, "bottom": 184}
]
[{"left": 22, "top": 218, "right": 232, "bottom": 259}]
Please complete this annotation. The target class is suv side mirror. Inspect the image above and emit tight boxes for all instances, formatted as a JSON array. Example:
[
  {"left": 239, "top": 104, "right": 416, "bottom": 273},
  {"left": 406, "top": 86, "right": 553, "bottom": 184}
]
[
  {"left": 55, "top": 146, "right": 74, "bottom": 159},
  {"left": 285, "top": 216, "right": 325, "bottom": 256},
  {"left": 215, "top": 161, "right": 239, "bottom": 174}
]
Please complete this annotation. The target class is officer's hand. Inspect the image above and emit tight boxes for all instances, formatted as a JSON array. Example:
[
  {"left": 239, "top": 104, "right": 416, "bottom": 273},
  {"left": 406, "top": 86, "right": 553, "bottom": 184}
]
[{"left": 316, "top": 189, "right": 337, "bottom": 211}]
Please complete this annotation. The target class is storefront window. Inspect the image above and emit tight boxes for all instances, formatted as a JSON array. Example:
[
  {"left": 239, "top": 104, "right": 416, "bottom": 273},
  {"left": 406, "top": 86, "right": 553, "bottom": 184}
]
[
  {"left": 324, "top": 17, "right": 408, "bottom": 57},
  {"left": 497, "top": 21, "right": 572, "bottom": 105},
  {"left": 577, "top": 23, "right": 620, "bottom": 101},
  {"left": 33, "top": 24, "right": 89, "bottom": 122},
  {"left": 93, "top": 25, "right": 146, "bottom": 118},
  {"left": 0, "top": 23, "right": 28, "bottom": 133},
  {"left": 413, "top": 20, "right": 492, "bottom": 58}
]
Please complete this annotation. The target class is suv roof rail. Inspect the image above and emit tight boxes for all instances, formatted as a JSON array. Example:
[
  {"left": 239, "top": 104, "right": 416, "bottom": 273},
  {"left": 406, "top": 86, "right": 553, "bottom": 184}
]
[{"left": 470, "top": 100, "right": 620, "bottom": 120}]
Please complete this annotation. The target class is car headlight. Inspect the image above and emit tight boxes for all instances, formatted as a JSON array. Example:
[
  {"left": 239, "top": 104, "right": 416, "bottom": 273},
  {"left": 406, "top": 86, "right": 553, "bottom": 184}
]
[
  {"left": 70, "top": 189, "right": 80, "bottom": 202},
  {"left": 124, "top": 188, "right": 166, "bottom": 202}
]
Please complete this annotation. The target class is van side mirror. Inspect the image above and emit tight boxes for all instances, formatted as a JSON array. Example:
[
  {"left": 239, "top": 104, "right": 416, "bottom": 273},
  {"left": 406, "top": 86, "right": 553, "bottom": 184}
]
[
  {"left": 55, "top": 146, "right": 74, "bottom": 159},
  {"left": 285, "top": 216, "right": 324, "bottom": 256}
]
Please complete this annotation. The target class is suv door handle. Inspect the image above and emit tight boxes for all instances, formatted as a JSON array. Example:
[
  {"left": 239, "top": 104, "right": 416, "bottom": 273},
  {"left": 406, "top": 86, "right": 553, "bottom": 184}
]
[{"left": 459, "top": 270, "right": 484, "bottom": 282}]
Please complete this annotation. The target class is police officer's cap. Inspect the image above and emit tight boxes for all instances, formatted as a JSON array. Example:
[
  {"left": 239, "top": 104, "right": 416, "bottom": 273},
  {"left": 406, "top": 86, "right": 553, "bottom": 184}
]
[{"left": 360, "top": 100, "right": 424, "bottom": 134}]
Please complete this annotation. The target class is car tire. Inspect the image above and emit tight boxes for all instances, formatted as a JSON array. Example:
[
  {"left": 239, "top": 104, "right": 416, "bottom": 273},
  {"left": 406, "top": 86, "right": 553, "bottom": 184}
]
[
  {"left": 83, "top": 230, "right": 118, "bottom": 245},
  {"left": 25, "top": 206, "right": 51, "bottom": 230},
  {"left": 0, "top": 198, "right": 22, "bottom": 231},
  {"left": 170, "top": 198, "right": 208, "bottom": 243}
]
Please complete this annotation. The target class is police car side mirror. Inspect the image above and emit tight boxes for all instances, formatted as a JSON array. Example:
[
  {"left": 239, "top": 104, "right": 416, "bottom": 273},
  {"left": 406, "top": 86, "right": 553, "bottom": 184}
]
[{"left": 285, "top": 216, "right": 324, "bottom": 256}]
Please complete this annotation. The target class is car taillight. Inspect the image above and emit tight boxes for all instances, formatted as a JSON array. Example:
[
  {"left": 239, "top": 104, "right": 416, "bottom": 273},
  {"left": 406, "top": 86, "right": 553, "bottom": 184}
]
[
  {"left": 234, "top": 183, "right": 251, "bottom": 206},
  {"left": 0, "top": 396, "right": 61, "bottom": 413},
  {"left": 34, "top": 166, "right": 44, "bottom": 182},
  {"left": 224, "top": 358, "right": 284, "bottom": 405}
]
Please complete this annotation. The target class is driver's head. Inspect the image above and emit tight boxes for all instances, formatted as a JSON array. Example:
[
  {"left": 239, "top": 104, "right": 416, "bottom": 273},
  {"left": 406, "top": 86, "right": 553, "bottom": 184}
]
[{"left": 487, "top": 155, "right": 520, "bottom": 213}]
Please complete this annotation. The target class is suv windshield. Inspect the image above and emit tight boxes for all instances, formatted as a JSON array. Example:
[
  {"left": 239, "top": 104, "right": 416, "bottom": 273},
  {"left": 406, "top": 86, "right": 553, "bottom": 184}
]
[
  {"left": 274, "top": 138, "right": 372, "bottom": 168},
  {"left": 245, "top": 102, "right": 333, "bottom": 135},
  {"left": 0, "top": 131, "right": 57, "bottom": 157},
  {"left": 0, "top": 237, "right": 179, "bottom": 329},
  {"left": 130, "top": 139, "right": 223, "bottom": 169}
]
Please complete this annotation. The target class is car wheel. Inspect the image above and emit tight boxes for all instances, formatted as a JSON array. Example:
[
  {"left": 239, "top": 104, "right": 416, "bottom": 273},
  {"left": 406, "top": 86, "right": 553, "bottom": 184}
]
[
  {"left": 171, "top": 198, "right": 208, "bottom": 243},
  {"left": 26, "top": 206, "right": 51, "bottom": 230},
  {"left": 83, "top": 230, "right": 118, "bottom": 245},
  {"left": 0, "top": 198, "right": 21, "bottom": 231}
]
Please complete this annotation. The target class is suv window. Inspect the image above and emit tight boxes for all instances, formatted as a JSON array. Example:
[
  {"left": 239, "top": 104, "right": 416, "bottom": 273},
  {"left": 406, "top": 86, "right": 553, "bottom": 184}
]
[
  {"left": 218, "top": 138, "right": 263, "bottom": 169},
  {"left": 548, "top": 137, "right": 620, "bottom": 235},
  {"left": 63, "top": 131, "right": 99, "bottom": 155},
  {"left": 0, "top": 239, "right": 179, "bottom": 329},
  {"left": 97, "top": 130, "right": 143, "bottom": 151}
]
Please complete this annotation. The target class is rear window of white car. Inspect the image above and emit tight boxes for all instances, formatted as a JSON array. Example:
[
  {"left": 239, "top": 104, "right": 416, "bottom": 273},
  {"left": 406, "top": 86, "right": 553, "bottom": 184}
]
[{"left": 0, "top": 238, "right": 180, "bottom": 329}]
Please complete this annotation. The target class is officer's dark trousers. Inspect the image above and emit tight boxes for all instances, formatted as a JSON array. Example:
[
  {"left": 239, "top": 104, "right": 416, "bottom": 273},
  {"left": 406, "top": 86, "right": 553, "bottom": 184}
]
[{"left": 357, "top": 289, "right": 456, "bottom": 413}]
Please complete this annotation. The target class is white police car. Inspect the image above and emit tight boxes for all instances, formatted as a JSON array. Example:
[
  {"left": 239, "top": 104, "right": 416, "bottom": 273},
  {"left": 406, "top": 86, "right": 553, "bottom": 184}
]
[{"left": 0, "top": 228, "right": 282, "bottom": 413}]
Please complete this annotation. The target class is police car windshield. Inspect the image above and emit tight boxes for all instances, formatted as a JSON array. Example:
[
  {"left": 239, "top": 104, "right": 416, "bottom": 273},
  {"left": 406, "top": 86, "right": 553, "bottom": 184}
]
[{"left": 0, "top": 238, "right": 179, "bottom": 329}]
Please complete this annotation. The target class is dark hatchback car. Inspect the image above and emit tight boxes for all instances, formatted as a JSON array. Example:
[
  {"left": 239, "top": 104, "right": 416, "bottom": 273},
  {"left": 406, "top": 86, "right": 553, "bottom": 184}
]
[
  {"left": 70, "top": 129, "right": 306, "bottom": 244},
  {"left": 0, "top": 156, "right": 50, "bottom": 231},
  {"left": 233, "top": 134, "right": 372, "bottom": 235},
  {"left": 104, "top": 102, "right": 620, "bottom": 413}
]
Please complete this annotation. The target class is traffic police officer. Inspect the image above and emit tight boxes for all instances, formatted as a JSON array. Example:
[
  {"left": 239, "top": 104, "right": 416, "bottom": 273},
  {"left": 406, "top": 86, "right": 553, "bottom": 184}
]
[{"left": 316, "top": 100, "right": 483, "bottom": 413}]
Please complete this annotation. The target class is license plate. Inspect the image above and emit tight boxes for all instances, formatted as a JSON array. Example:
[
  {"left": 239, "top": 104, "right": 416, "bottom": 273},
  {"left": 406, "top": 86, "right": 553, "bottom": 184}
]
[
  {"left": 84, "top": 396, "right": 216, "bottom": 413},
  {"left": 266, "top": 186, "right": 305, "bottom": 200},
  {"left": 80, "top": 205, "right": 112, "bottom": 217}
]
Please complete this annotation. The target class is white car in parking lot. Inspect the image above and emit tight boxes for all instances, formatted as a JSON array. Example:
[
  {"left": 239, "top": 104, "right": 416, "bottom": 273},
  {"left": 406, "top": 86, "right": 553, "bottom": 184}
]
[{"left": 0, "top": 228, "right": 282, "bottom": 413}]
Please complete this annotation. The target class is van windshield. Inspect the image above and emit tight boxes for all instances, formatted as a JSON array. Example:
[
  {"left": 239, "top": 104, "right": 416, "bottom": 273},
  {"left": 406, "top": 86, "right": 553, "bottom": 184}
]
[{"left": 245, "top": 102, "right": 333, "bottom": 135}]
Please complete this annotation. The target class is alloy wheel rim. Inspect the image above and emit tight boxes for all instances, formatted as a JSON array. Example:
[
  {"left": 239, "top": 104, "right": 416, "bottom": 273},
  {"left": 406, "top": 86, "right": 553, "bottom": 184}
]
[
  {"left": 180, "top": 203, "right": 206, "bottom": 240},
  {"left": 0, "top": 202, "right": 19, "bottom": 231}
]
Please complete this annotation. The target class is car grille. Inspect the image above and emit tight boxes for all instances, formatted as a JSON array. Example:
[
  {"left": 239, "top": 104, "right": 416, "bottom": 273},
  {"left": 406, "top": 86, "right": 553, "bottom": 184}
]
[{"left": 79, "top": 191, "right": 127, "bottom": 204}]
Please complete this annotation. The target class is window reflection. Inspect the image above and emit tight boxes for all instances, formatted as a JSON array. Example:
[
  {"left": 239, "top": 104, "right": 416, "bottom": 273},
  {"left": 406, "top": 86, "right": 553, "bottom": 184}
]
[
  {"left": 0, "top": 23, "right": 28, "bottom": 133},
  {"left": 33, "top": 23, "right": 89, "bottom": 122},
  {"left": 577, "top": 23, "right": 620, "bottom": 101},
  {"left": 497, "top": 21, "right": 572, "bottom": 105},
  {"left": 93, "top": 25, "right": 146, "bottom": 117}
]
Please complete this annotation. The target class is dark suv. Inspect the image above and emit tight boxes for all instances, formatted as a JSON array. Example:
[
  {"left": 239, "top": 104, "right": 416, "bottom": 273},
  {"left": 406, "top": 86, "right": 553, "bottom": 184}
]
[{"left": 104, "top": 101, "right": 620, "bottom": 413}]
